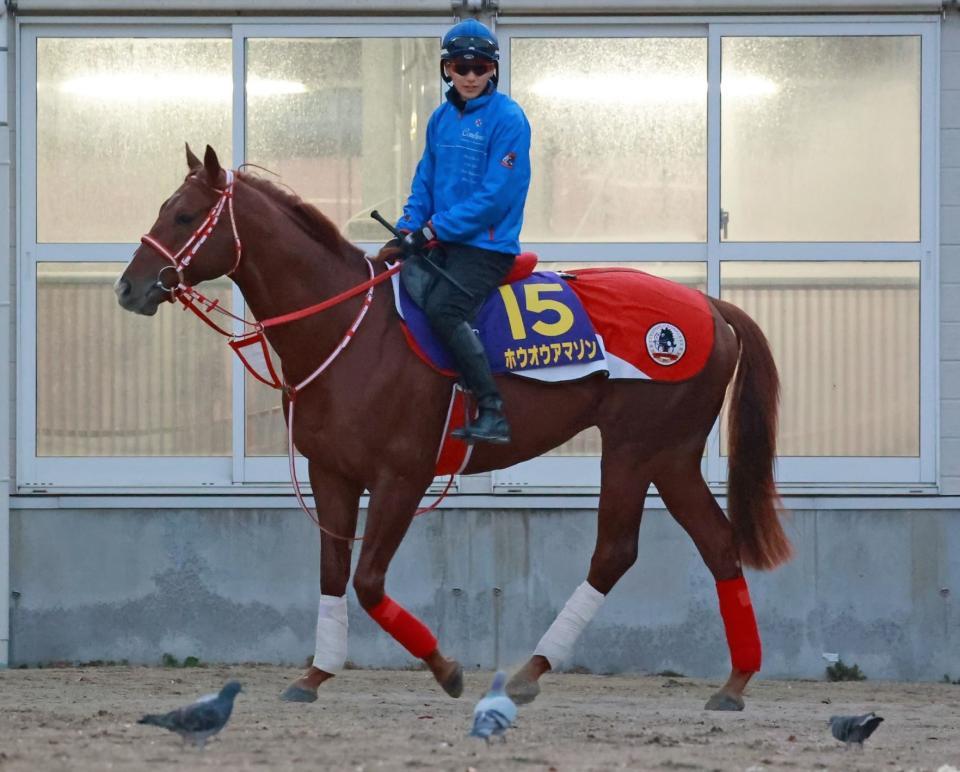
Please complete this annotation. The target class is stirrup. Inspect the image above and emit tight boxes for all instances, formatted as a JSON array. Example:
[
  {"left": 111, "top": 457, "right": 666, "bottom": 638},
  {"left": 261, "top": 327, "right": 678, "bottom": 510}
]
[{"left": 452, "top": 408, "right": 511, "bottom": 445}]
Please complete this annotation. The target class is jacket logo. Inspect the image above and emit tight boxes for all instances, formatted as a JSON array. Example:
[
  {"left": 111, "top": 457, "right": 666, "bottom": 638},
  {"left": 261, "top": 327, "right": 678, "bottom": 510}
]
[
  {"left": 461, "top": 128, "right": 485, "bottom": 142},
  {"left": 500, "top": 152, "right": 516, "bottom": 169}
]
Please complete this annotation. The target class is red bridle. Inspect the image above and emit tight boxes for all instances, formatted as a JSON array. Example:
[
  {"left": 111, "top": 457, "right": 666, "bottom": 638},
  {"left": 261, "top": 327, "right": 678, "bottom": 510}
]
[
  {"left": 134, "top": 168, "right": 451, "bottom": 540},
  {"left": 140, "top": 169, "right": 242, "bottom": 297}
]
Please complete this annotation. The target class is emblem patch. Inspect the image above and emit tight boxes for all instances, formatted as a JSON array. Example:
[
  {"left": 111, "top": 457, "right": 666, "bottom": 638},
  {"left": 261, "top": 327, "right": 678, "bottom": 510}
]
[
  {"left": 475, "top": 118, "right": 483, "bottom": 127},
  {"left": 645, "top": 322, "right": 686, "bottom": 366},
  {"left": 500, "top": 152, "right": 516, "bottom": 169}
]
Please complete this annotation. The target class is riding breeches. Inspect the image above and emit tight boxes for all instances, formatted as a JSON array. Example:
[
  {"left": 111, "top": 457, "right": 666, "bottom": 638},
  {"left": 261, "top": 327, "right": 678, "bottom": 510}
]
[
  {"left": 401, "top": 242, "right": 514, "bottom": 408},
  {"left": 401, "top": 242, "right": 514, "bottom": 341}
]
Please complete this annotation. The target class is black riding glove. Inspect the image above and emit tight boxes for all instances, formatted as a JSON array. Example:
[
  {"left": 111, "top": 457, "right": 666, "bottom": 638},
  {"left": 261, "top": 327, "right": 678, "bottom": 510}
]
[
  {"left": 400, "top": 222, "right": 438, "bottom": 259},
  {"left": 375, "top": 236, "right": 404, "bottom": 263}
]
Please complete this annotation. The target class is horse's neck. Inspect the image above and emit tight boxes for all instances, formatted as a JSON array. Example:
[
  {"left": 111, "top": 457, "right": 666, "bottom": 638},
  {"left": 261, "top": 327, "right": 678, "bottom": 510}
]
[{"left": 231, "top": 218, "right": 375, "bottom": 383}]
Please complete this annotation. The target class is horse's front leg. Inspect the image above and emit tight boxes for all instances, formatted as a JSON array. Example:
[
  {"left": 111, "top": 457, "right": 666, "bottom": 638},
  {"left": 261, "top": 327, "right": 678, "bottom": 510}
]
[
  {"left": 280, "top": 464, "right": 362, "bottom": 703},
  {"left": 352, "top": 478, "right": 464, "bottom": 698}
]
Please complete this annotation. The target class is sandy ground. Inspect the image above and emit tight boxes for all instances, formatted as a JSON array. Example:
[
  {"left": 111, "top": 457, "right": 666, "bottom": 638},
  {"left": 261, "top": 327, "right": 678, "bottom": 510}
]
[{"left": 0, "top": 665, "right": 958, "bottom": 771}]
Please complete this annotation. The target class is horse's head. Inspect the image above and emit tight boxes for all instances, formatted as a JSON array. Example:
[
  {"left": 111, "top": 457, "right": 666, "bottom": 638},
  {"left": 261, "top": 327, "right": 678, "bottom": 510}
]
[{"left": 115, "top": 144, "right": 238, "bottom": 315}]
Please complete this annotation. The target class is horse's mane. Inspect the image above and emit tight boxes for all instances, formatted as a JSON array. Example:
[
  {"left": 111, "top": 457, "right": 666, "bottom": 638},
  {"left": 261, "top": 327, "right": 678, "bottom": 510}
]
[{"left": 237, "top": 171, "right": 365, "bottom": 261}]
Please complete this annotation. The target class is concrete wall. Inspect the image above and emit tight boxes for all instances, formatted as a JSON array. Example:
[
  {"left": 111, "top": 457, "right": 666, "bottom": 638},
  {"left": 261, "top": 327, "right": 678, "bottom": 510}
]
[
  {"left": 943, "top": 9, "right": 960, "bottom": 495},
  {"left": 10, "top": 504, "right": 960, "bottom": 681},
  {"left": 7, "top": 0, "right": 944, "bottom": 13},
  {"left": 1, "top": 6, "right": 13, "bottom": 669}
]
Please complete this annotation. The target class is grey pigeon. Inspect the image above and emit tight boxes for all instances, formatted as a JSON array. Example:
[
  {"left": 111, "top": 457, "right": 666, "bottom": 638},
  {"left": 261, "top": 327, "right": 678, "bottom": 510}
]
[
  {"left": 828, "top": 712, "right": 884, "bottom": 747},
  {"left": 470, "top": 671, "right": 517, "bottom": 744},
  {"left": 138, "top": 681, "right": 242, "bottom": 748}
]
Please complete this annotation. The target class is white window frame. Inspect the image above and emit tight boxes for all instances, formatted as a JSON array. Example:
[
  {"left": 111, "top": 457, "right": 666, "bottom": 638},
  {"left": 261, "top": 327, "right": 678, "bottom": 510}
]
[
  {"left": 491, "top": 15, "right": 939, "bottom": 494},
  {"left": 15, "top": 14, "right": 940, "bottom": 495},
  {"left": 17, "top": 22, "right": 235, "bottom": 490},
  {"left": 232, "top": 21, "right": 451, "bottom": 486},
  {"left": 708, "top": 19, "right": 938, "bottom": 490},
  {"left": 15, "top": 18, "right": 456, "bottom": 494}
]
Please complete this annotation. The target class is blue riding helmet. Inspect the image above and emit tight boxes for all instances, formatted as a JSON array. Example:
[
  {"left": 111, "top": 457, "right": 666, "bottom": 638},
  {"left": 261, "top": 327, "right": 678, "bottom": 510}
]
[
  {"left": 441, "top": 19, "right": 500, "bottom": 84},
  {"left": 441, "top": 19, "right": 499, "bottom": 61}
]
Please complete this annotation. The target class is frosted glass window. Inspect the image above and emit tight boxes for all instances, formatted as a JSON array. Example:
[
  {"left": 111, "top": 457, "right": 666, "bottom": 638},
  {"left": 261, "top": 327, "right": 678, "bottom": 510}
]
[
  {"left": 246, "top": 38, "right": 439, "bottom": 243},
  {"left": 512, "top": 38, "right": 707, "bottom": 243},
  {"left": 720, "top": 262, "right": 919, "bottom": 457},
  {"left": 541, "top": 262, "right": 707, "bottom": 457},
  {"left": 721, "top": 36, "right": 920, "bottom": 242},
  {"left": 37, "top": 264, "right": 232, "bottom": 456},
  {"left": 36, "top": 38, "right": 232, "bottom": 243}
]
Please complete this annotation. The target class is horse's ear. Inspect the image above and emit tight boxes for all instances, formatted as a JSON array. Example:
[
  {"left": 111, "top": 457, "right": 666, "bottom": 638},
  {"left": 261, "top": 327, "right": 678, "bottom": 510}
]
[
  {"left": 185, "top": 143, "right": 202, "bottom": 171},
  {"left": 203, "top": 145, "right": 222, "bottom": 184}
]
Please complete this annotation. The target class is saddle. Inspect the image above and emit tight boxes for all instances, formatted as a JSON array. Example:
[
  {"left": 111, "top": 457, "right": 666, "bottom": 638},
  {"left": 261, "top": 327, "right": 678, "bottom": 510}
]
[{"left": 501, "top": 252, "right": 538, "bottom": 284}]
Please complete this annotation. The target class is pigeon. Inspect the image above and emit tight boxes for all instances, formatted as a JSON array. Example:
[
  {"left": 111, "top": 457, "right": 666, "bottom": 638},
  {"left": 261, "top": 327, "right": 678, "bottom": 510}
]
[
  {"left": 138, "top": 680, "right": 242, "bottom": 748},
  {"left": 828, "top": 712, "right": 884, "bottom": 748},
  {"left": 470, "top": 671, "right": 517, "bottom": 744}
]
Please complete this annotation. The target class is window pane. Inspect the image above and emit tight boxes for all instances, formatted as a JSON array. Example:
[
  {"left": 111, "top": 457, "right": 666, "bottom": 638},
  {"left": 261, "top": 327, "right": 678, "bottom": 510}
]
[
  {"left": 541, "top": 262, "right": 707, "bottom": 456},
  {"left": 721, "top": 262, "right": 919, "bottom": 456},
  {"left": 246, "top": 38, "right": 439, "bottom": 242},
  {"left": 37, "top": 38, "right": 232, "bottom": 243},
  {"left": 512, "top": 38, "right": 707, "bottom": 243},
  {"left": 37, "top": 264, "right": 232, "bottom": 456},
  {"left": 721, "top": 36, "right": 920, "bottom": 242}
]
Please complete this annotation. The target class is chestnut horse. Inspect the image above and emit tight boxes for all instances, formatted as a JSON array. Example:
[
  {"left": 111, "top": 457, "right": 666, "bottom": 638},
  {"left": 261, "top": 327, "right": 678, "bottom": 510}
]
[{"left": 117, "top": 146, "right": 791, "bottom": 711}]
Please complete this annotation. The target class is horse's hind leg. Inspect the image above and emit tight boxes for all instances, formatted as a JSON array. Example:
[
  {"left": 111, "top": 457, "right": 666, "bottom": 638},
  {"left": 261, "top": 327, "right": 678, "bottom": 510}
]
[
  {"left": 280, "top": 465, "right": 362, "bottom": 703},
  {"left": 507, "top": 448, "right": 650, "bottom": 705},
  {"left": 654, "top": 460, "right": 759, "bottom": 711}
]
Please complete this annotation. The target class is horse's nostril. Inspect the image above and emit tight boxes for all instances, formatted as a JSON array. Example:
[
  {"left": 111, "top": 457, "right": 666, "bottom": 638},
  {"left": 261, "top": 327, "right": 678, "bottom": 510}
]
[{"left": 114, "top": 277, "right": 131, "bottom": 298}]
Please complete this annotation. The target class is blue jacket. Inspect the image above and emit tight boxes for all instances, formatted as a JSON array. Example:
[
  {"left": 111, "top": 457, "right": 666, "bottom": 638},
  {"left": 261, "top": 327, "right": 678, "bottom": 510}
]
[{"left": 398, "top": 84, "right": 531, "bottom": 255}]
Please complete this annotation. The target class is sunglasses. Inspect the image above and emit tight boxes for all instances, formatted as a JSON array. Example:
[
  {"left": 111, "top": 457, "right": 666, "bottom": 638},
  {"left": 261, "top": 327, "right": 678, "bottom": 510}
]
[{"left": 450, "top": 60, "right": 495, "bottom": 77}]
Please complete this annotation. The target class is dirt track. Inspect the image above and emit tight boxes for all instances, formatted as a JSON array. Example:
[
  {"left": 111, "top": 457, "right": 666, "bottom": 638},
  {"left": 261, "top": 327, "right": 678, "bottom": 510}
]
[{"left": 1, "top": 665, "right": 958, "bottom": 771}]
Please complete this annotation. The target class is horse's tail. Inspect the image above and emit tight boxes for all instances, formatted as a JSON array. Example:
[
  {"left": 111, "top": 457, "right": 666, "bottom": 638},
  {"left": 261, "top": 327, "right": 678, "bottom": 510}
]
[{"left": 712, "top": 297, "right": 792, "bottom": 571}]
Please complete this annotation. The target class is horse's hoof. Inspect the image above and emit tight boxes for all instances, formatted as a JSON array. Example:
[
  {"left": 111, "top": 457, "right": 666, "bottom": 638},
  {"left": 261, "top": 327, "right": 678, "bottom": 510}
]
[
  {"left": 704, "top": 691, "right": 744, "bottom": 711},
  {"left": 506, "top": 675, "right": 541, "bottom": 705},
  {"left": 440, "top": 663, "right": 464, "bottom": 698},
  {"left": 280, "top": 684, "right": 318, "bottom": 703}
]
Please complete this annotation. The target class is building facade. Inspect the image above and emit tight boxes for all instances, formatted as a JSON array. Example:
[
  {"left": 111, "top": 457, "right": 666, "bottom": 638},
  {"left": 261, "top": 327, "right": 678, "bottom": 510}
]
[{"left": 1, "top": 0, "right": 959, "bottom": 680}]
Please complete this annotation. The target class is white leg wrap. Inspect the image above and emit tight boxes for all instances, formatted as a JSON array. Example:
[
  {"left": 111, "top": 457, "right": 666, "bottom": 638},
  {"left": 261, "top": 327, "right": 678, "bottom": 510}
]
[
  {"left": 312, "top": 594, "right": 348, "bottom": 674},
  {"left": 534, "top": 581, "right": 605, "bottom": 669}
]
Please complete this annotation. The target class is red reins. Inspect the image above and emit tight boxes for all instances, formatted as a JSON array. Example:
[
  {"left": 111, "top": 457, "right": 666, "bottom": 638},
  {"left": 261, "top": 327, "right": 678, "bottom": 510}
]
[{"left": 137, "top": 170, "right": 451, "bottom": 540}]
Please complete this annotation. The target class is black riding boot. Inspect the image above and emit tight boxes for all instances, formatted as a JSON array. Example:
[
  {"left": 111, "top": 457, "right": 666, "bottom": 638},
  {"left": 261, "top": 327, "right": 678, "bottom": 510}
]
[{"left": 443, "top": 321, "right": 511, "bottom": 445}]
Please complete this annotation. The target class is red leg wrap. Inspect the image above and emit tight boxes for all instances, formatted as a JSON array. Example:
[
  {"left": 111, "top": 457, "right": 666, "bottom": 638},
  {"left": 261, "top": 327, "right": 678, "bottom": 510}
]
[
  {"left": 368, "top": 595, "right": 438, "bottom": 659},
  {"left": 717, "top": 576, "right": 762, "bottom": 673}
]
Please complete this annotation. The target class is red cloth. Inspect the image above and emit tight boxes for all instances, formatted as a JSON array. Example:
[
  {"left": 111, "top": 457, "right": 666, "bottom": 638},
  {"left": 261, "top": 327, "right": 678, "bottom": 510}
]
[
  {"left": 566, "top": 267, "right": 714, "bottom": 382},
  {"left": 717, "top": 576, "right": 762, "bottom": 672},
  {"left": 369, "top": 596, "right": 438, "bottom": 658},
  {"left": 435, "top": 387, "right": 471, "bottom": 476}
]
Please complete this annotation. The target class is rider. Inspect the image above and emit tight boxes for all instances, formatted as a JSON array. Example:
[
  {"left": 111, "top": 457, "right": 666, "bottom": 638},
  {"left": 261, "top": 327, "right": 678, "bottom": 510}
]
[{"left": 380, "top": 18, "right": 532, "bottom": 445}]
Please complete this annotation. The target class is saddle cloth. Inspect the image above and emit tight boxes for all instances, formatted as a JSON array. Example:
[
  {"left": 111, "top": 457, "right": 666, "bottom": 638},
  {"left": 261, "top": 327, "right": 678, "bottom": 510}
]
[
  {"left": 565, "top": 267, "right": 714, "bottom": 382},
  {"left": 392, "top": 265, "right": 714, "bottom": 384},
  {"left": 392, "top": 269, "right": 609, "bottom": 382}
]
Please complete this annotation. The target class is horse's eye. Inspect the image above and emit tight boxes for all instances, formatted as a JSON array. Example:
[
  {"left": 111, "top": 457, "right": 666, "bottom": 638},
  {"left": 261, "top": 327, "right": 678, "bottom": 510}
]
[{"left": 175, "top": 212, "right": 195, "bottom": 226}]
